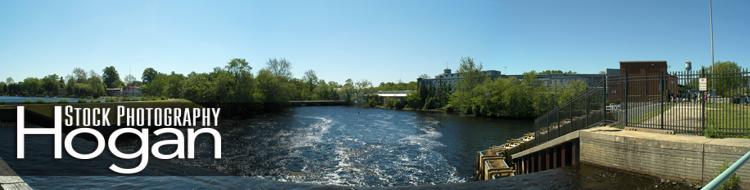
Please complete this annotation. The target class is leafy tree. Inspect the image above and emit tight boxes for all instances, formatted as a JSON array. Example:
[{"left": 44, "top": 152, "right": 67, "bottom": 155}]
[
  {"left": 72, "top": 68, "right": 87, "bottom": 82},
  {"left": 225, "top": 58, "right": 252, "bottom": 75},
  {"left": 557, "top": 80, "right": 587, "bottom": 106},
  {"left": 102, "top": 66, "right": 124, "bottom": 88},
  {"left": 142, "top": 68, "right": 159, "bottom": 84},
  {"left": 19, "top": 78, "right": 43, "bottom": 96},
  {"left": 303, "top": 70, "right": 319, "bottom": 94},
  {"left": 87, "top": 71, "right": 106, "bottom": 98},
  {"left": 266, "top": 58, "right": 292, "bottom": 79},
  {"left": 224, "top": 59, "right": 255, "bottom": 103},
  {"left": 181, "top": 72, "right": 213, "bottom": 102},
  {"left": 166, "top": 72, "right": 185, "bottom": 98},
  {"left": 449, "top": 57, "right": 487, "bottom": 114},
  {"left": 5, "top": 77, "right": 13, "bottom": 84},
  {"left": 0, "top": 81, "right": 5, "bottom": 95},
  {"left": 708, "top": 61, "right": 745, "bottom": 97},
  {"left": 341, "top": 79, "right": 355, "bottom": 102},
  {"left": 256, "top": 69, "right": 290, "bottom": 103},
  {"left": 41, "top": 74, "right": 64, "bottom": 96}
]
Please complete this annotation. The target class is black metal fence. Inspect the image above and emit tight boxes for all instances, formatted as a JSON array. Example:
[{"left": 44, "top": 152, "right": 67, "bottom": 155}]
[
  {"left": 506, "top": 69, "right": 750, "bottom": 156},
  {"left": 505, "top": 79, "right": 611, "bottom": 156},
  {"left": 608, "top": 69, "right": 750, "bottom": 137}
]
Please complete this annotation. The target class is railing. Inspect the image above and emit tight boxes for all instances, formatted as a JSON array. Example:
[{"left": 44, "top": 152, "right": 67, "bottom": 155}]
[
  {"left": 506, "top": 78, "right": 611, "bottom": 156},
  {"left": 506, "top": 68, "right": 750, "bottom": 157},
  {"left": 608, "top": 69, "right": 750, "bottom": 137},
  {"left": 701, "top": 149, "right": 750, "bottom": 190}
]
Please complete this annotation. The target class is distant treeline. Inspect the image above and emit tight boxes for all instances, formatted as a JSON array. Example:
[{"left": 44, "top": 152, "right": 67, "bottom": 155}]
[
  {"left": 0, "top": 58, "right": 377, "bottom": 107},
  {"left": 370, "top": 57, "right": 589, "bottom": 118}
]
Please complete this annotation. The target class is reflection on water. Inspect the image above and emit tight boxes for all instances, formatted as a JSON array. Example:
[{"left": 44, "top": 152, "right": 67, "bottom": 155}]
[
  {"left": 0, "top": 96, "right": 79, "bottom": 103},
  {"left": 6, "top": 106, "right": 694, "bottom": 189}
]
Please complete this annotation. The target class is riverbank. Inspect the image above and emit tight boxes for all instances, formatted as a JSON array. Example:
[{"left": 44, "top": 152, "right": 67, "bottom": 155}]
[{"left": 379, "top": 106, "right": 536, "bottom": 120}]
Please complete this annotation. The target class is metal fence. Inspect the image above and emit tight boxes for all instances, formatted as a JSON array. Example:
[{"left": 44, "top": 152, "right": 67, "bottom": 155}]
[
  {"left": 505, "top": 69, "right": 750, "bottom": 156},
  {"left": 609, "top": 69, "right": 750, "bottom": 137},
  {"left": 505, "top": 79, "right": 611, "bottom": 156}
]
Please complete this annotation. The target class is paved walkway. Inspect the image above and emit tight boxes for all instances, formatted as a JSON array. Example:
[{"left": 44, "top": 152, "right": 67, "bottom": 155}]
[{"left": 634, "top": 102, "right": 711, "bottom": 133}]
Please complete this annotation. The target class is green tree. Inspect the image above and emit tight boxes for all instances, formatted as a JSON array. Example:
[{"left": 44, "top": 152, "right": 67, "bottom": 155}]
[
  {"left": 224, "top": 58, "right": 254, "bottom": 102},
  {"left": 142, "top": 68, "right": 159, "bottom": 84},
  {"left": 708, "top": 61, "right": 744, "bottom": 97},
  {"left": 72, "top": 68, "right": 87, "bottom": 82},
  {"left": 41, "top": 74, "right": 64, "bottom": 96},
  {"left": 303, "top": 70, "right": 319, "bottom": 96},
  {"left": 256, "top": 69, "right": 289, "bottom": 103},
  {"left": 556, "top": 80, "right": 587, "bottom": 106},
  {"left": 102, "top": 66, "right": 124, "bottom": 88},
  {"left": 341, "top": 79, "right": 355, "bottom": 102},
  {"left": 0, "top": 81, "right": 5, "bottom": 95},
  {"left": 87, "top": 71, "right": 106, "bottom": 98},
  {"left": 449, "top": 57, "right": 487, "bottom": 114},
  {"left": 19, "top": 77, "right": 43, "bottom": 96},
  {"left": 266, "top": 58, "right": 292, "bottom": 79}
]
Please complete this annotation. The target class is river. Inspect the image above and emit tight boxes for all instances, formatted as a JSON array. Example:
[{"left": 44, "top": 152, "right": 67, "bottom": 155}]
[{"left": 1, "top": 106, "right": 693, "bottom": 189}]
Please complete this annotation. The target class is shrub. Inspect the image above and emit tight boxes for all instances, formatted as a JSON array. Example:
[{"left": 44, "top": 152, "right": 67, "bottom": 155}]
[{"left": 716, "top": 162, "right": 741, "bottom": 190}]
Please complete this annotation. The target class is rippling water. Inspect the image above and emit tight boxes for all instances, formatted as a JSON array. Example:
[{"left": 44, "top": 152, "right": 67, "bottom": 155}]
[
  {"left": 2, "top": 106, "right": 694, "bottom": 189},
  {"left": 197, "top": 106, "right": 531, "bottom": 186}
]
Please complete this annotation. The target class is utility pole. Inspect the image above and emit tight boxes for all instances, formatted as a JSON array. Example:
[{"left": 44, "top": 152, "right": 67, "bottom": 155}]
[
  {"left": 708, "top": 0, "right": 715, "bottom": 94},
  {"left": 709, "top": 0, "right": 715, "bottom": 67}
]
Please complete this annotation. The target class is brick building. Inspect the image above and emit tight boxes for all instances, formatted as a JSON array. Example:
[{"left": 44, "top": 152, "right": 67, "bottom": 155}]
[{"left": 607, "top": 61, "right": 679, "bottom": 102}]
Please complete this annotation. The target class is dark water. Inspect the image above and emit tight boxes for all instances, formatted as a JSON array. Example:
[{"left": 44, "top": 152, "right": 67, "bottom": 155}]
[
  {"left": 193, "top": 106, "right": 532, "bottom": 186},
  {"left": 0, "top": 96, "right": 79, "bottom": 103},
  {"left": 2, "top": 106, "right": 694, "bottom": 189}
]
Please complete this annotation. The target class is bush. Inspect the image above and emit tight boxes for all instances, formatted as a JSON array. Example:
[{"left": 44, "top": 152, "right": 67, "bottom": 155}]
[
  {"left": 384, "top": 98, "right": 406, "bottom": 110},
  {"left": 716, "top": 162, "right": 741, "bottom": 190}
]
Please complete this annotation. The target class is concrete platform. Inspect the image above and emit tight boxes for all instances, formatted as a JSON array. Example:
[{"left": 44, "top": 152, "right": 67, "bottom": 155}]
[
  {"left": 511, "top": 130, "right": 582, "bottom": 159},
  {"left": 580, "top": 126, "right": 750, "bottom": 188},
  {"left": 0, "top": 157, "right": 31, "bottom": 190}
]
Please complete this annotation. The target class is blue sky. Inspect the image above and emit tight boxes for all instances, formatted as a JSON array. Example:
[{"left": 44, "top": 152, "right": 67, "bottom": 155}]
[{"left": 1, "top": 0, "right": 748, "bottom": 84}]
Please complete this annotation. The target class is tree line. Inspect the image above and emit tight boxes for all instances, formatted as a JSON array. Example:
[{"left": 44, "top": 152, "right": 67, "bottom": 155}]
[
  {"left": 371, "top": 57, "right": 589, "bottom": 118},
  {"left": 0, "top": 58, "right": 375, "bottom": 107},
  {"left": 139, "top": 58, "right": 371, "bottom": 105},
  {"left": 0, "top": 67, "right": 119, "bottom": 98}
]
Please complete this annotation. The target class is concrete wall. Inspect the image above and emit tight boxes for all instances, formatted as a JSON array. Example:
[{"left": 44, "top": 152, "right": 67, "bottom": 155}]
[{"left": 580, "top": 128, "right": 750, "bottom": 187}]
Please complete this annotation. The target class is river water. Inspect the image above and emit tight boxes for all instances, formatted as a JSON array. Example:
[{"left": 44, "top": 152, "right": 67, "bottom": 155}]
[{"left": 2, "top": 106, "right": 694, "bottom": 189}]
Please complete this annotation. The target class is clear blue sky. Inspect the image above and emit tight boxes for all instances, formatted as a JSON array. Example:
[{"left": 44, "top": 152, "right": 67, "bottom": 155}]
[{"left": 1, "top": 0, "right": 748, "bottom": 84}]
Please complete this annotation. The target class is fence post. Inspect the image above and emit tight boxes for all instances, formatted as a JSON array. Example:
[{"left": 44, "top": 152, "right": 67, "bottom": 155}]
[
  {"left": 624, "top": 73, "right": 629, "bottom": 127},
  {"left": 603, "top": 78, "right": 607, "bottom": 121},
  {"left": 585, "top": 95, "right": 590, "bottom": 126},
  {"left": 700, "top": 67, "right": 706, "bottom": 133},
  {"left": 556, "top": 107, "right": 560, "bottom": 131},
  {"left": 660, "top": 71, "right": 665, "bottom": 129},
  {"left": 569, "top": 99, "right": 574, "bottom": 133}
]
